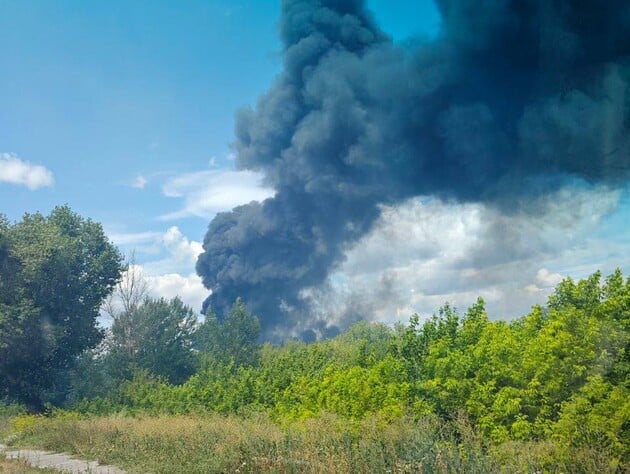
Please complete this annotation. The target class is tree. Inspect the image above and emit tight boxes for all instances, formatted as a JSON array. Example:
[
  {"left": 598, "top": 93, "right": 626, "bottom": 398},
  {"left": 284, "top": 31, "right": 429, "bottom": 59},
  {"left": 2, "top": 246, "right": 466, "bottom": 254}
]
[
  {"left": 107, "top": 296, "right": 199, "bottom": 385},
  {"left": 0, "top": 206, "right": 124, "bottom": 410},
  {"left": 102, "top": 253, "right": 149, "bottom": 318},
  {"left": 102, "top": 259, "right": 149, "bottom": 371},
  {"left": 195, "top": 298, "right": 261, "bottom": 367}
]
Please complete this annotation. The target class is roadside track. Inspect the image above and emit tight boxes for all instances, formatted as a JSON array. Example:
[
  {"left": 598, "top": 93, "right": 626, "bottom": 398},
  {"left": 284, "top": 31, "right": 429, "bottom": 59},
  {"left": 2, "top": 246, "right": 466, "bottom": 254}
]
[{"left": 0, "top": 444, "right": 125, "bottom": 473}]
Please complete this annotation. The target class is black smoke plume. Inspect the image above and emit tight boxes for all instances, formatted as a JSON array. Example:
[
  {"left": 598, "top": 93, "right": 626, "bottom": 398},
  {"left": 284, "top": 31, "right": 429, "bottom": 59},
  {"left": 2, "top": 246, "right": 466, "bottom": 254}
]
[{"left": 197, "top": 0, "right": 630, "bottom": 340}]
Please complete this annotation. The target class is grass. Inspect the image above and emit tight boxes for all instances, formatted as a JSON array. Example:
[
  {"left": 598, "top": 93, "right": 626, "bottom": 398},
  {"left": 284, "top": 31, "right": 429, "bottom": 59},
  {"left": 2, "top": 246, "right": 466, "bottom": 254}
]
[
  {"left": 4, "top": 413, "right": 493, "bottom": 473},
  {"left": 3, "top": 412, "right": 623, "bottom": 473}
]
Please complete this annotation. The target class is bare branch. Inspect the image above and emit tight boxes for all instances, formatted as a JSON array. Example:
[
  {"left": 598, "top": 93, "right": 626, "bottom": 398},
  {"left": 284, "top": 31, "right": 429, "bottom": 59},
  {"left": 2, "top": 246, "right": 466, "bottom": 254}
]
[{"left": 103, "top": 251, "right": 150, "bottom": 321}]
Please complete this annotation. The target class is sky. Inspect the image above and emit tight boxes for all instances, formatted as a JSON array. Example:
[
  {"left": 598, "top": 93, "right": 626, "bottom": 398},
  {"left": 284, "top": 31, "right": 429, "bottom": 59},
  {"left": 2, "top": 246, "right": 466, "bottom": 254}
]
[{"left": 1, "top": 0, "right": 628, "bottom": 327}]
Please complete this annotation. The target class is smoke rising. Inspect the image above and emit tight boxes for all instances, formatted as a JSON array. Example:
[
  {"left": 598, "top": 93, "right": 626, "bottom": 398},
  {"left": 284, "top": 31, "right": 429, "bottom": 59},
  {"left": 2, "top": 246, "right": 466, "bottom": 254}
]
[{"left": 197, "top": 0, "right": 630, "bottom": 340}]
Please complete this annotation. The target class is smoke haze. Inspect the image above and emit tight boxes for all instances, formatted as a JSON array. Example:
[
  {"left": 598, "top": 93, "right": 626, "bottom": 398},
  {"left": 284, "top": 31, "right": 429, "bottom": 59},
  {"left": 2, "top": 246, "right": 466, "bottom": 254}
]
[{"left": 196, "top": 0, "right": 630, "bottom": 340}]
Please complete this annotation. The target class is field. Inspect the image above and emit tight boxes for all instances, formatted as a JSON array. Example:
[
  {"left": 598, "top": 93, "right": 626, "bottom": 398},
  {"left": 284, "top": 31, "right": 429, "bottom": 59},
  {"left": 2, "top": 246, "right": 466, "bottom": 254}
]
[{"left": 2, "top": 412, "right": 622, "bottom": 473}]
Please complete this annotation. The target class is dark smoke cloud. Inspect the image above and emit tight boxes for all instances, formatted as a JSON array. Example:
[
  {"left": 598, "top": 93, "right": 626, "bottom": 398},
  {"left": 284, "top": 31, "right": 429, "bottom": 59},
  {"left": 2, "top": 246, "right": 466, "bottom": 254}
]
[{"left": 197, "top": 0, "right": 630, "bottom": 340}]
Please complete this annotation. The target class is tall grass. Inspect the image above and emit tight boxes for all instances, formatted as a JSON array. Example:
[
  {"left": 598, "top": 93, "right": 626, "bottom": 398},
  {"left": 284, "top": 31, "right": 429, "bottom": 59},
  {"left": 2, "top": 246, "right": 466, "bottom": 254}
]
[
  {"left": 6, "top": 411, "right": 619, "bottom": 473},
  {"left": 0, "top": 403, "right": 25, "bottom": 440}
]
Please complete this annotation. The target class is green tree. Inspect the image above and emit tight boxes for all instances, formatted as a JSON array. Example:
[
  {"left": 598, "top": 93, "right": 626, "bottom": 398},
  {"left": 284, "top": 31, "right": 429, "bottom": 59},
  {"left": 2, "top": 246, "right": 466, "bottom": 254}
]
[
  {"left": 553, "top": 375, "right": 630, "bottom": 464},
  {"left": 107, "top": 297, "right": 199, "bottom": 385},
  {"left": 195, "top": 298, "right": 261, "bottom": 367},
  {"left": 0, "top": 206, "right": 123, "bottom": 410}
]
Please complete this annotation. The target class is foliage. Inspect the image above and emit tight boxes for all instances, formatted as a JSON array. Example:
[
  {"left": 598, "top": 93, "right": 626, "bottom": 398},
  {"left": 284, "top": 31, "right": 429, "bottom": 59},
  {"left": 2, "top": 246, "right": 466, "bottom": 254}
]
[
  {"left": 195, "top": 298, "right": 261, "bottom": 367},
  {"left": 0, "top": 206, "right": 124, "bottom": 410},
  {"left": 1, "top": 267, "right": 628, "bottom": 471},
  {"left": 107, "top": 297, "right": 199, "bottom": 385}
]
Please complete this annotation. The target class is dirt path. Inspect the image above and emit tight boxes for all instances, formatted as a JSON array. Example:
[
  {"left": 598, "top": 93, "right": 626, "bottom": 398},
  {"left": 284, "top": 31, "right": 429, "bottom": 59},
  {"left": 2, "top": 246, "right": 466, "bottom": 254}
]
[{"left": 0, "top": 444, "right": 125, "bottom": 474}]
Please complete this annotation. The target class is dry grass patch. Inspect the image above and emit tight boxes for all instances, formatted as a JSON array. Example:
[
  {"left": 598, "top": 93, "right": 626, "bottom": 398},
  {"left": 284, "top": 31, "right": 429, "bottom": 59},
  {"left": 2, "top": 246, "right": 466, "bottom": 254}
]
[
  {"left": 6, "top": 412, "right": 621, "bottom": 473},
  {"left": 8, "top": 413, "right": 498, "bottom": 473}
]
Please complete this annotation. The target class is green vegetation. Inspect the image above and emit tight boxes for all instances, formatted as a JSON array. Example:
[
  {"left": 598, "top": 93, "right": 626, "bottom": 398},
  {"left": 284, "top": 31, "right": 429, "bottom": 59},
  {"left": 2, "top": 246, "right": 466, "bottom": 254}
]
[
  {"left": 0, "top": 206, "right": 627, "bottom": 471},
  {"left": 0, "top": 206, "right": 124, "bottom": 411},
  {"left": 2, "top": 412, "right": 605, "bottom": 473},
  {"left": 194, "top": 297, "right": 262, "bottom": 368},
  {"left": 3, "top": 271, "right": 627, "bottom": 472},
  {"left": 106, "top": 296, "right": 199, "bottom": 385},
  {"left": 66, "top": 270, "right": 629, "bottom": 471}
]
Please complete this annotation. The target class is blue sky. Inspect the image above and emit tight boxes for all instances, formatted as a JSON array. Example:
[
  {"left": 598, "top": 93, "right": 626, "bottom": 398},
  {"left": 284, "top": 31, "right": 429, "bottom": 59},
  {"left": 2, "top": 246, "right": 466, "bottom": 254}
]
[
  {"left": 0, "top": 0, "right": 439, "bottom": 235},
  {"left": 1, "top": 0, "right": 628, "bottom": 321}
]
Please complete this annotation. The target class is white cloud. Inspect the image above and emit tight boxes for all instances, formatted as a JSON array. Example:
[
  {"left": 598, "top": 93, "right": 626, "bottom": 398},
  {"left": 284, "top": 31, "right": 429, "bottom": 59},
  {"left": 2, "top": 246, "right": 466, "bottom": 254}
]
[
  {"left": 103, "top": 265, "right": 207, "bottom": 318},
  {"left": 109, "top": 226, "right": 204, "bottom": 274},
  {"left": 144, "top": 272, "right": 207, "bottom": 313},
  {"left": 105, "top": 226, "right": 208, "bottom": 313},
  {"left": 132, "top": 175, "right": 148, "bottom": 189},
  {"left": 524, "top": 268, "right": 564, "bottom": 295},
  {"left": 535, "top": 268, "right": 564, "bottom": 288},
  {"left": 0, "top": 153, "right": 54, "bottom": 189},
  {"left": 159, "top": 169, "right": 275, "bottom": 220},
  {"left": 308, "top": 186, "right": 627, "bottom": 326},
  {"left": 108, "top": 230, "right": 163, "bottom": 246},
  {"left": 161, "top": 226, "right": 204, "bottom": 266}
]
